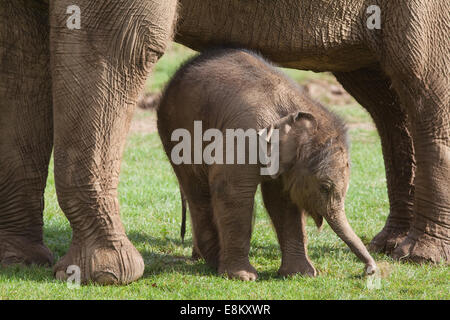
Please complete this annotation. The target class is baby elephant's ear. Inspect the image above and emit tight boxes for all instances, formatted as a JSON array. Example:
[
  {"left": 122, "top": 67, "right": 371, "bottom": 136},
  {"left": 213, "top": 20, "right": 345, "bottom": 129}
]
[
  {"left": 277, "top": 111, "right": 318, "bottom": 177},
  {"left": 257, "top": 111, "right": 317, "bottom": 179},
  {"left": 292, "top": 111, "right": 318, "bottom": 133},
  {"left": 260, "top": 111, "right": 313, "bottom": 141},
  {"left": 257, "top": 111, "right": 302, "bottom": 151}
]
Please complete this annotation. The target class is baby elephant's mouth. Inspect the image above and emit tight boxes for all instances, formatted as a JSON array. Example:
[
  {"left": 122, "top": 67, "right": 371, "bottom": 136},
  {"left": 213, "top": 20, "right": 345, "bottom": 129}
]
[{"left": 306, "top": 210, "right": 324, "bottom": 230}]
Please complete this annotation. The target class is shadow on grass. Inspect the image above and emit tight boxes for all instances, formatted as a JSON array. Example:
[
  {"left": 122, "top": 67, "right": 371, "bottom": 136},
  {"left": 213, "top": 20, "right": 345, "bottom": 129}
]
[
  {"left": 128, "top": 231, "right": 358, "bottom": 281},
  {"left": 0, "top": 264, "right": 55, "bottom": 284},
  {"left": 127, "top": 231, "right": 217, "bottom": 278},
  {"left": 0, "top": 227, "right": 363, "bottom": 284}
]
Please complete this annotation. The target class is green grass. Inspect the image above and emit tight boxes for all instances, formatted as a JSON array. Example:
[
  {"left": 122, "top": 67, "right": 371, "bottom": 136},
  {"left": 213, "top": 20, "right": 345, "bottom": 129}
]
[
  {"left": 146, "top": 44, "right": 196, "bottom": 92},
  {"left": 0, "top": 44, "right": 448, "bottom": 300}
]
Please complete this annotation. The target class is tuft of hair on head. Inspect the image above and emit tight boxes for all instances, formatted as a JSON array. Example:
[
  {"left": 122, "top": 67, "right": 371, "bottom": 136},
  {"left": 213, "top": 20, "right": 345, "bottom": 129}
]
[
  {"left": 303, "top": 106, "right": 349, "bottom": 173},
  {"left": 305, "top": 135, "right": 348, "bottom": 175}
]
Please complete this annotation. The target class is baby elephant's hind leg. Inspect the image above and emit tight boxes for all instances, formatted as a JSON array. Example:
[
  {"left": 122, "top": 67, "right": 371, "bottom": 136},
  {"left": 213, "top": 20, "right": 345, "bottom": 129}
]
[
  {"left": 261, "top": 179, "right": 317, "bottom": 277},
  {"left": 175, "top": 169, "right": 221, "bottom": 269},
  {"left": 187, "top": 199, "right": 221, "bottom": 269}
]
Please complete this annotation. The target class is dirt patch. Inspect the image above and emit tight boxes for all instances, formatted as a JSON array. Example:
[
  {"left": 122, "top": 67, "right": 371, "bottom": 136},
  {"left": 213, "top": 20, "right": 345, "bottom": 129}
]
[
  {"left": 131, "top": 79, "right": 370, "bottom": 136},
  {"left": 303, "top": 79, "right": 355, "bottom": 106},
  {"left": 347, "top": 122, "right": 376, "bottom": 130},
  {"left": 137, "top": 92, "right": 161, "bottom": 110},
  {"left": 129, "top": 108, "right": 157, "bottom": 135}
]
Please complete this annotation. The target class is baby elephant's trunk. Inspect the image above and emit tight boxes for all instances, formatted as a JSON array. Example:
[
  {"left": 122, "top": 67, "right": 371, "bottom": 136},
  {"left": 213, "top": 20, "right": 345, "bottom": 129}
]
[{"left": 325, "top": 209, "right": 377, "bottom": 275}]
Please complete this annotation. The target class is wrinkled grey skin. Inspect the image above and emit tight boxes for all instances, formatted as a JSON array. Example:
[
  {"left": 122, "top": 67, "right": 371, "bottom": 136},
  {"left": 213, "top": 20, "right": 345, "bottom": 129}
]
[
  {"left": 0, "top": 0, "right": 178, "bottom": 285},
  {"left": 0, "top": 0, "right": 448, "bottom": 286}
]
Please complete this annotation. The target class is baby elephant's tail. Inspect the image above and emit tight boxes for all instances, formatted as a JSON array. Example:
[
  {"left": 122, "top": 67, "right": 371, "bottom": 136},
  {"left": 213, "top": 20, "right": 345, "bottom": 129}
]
[{"left": 180, "top": 187, "right": 187, "bottom": 243}]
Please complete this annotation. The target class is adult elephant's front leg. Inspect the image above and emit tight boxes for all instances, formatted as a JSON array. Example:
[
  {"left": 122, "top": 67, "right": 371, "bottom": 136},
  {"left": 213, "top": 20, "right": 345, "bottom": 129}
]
[
  {"left": 389, "top": 78, "right": 450, "bottom": 264},
  {"left": 390, "top": 85, "right": 450, "bottom": 263},
  {"left": 49, "top": 0, "right": 177, "bottom": 284},
  {"left": 334, "top": 66, "right": 415, "bottom": 254},
  {"left": 0, "top": 0, "right": 53, "bottom": 266}
]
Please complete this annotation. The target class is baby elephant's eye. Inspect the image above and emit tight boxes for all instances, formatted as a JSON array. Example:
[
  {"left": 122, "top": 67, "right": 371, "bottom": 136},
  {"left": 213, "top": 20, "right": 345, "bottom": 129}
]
[{"left": 320, "top": 184, "right": 332, "bottom": 194}]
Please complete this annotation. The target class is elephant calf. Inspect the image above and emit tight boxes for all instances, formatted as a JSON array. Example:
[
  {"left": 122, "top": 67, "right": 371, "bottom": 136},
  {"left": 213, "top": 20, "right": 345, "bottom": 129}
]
[{"left": 157, "top": 48, "right": 377, "bottom": 281}]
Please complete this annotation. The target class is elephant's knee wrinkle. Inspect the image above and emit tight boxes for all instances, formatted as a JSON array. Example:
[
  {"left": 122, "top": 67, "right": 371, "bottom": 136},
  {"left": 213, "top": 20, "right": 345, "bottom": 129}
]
[{"left": 112, "top": 3, "right": 176, "bottom": 70}]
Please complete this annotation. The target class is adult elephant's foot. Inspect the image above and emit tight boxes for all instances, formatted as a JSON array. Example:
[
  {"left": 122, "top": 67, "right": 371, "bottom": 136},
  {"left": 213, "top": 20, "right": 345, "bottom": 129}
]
[
  {"left": 219, "top": 261, "right": 258, "bottom": 281},
  {"left": 54, "top": 235, "right": 144, "bottom": 285},
  {"left": 387, "top": 143, "right": 450, "bottom": 264},
  {"left": 391, "top": 229, "right": 449, "bottom": 264},
  {"left": 0, "top": 235, "right": 53, "bottom": 266},
  {"left": 368, "top": 196, "right": 414, "bottom": 255},
  {"left": 278, "top": 257, "right": 317, "bottom": 277},
  {"left": 369, "top": 225, "right": 409, "bottom": 254},
  {"left": 369, "top": 201, "right": 414, "bottom": 255}
]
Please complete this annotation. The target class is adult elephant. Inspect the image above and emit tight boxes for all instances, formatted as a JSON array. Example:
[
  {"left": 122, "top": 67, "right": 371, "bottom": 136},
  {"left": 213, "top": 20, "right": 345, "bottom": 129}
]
[
  {"left": 0, "top": 0, "right": 448, "bottom": 285},
  {"left": 176, "top": 0, "right": 450, "bottom": 265}
]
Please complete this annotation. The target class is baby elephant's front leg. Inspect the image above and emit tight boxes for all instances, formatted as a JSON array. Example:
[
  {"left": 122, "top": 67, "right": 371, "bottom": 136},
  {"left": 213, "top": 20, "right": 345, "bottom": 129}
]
[
  {"left": 261, "top": 180, "right": 317, "bottom": 277},
  {"left": 210, "top": 173, "right": 258, "bottom": 281}
]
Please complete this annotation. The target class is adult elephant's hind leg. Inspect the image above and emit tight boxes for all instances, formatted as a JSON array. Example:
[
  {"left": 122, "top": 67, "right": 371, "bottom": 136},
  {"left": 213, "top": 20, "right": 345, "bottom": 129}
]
[
  {"left": 387, "top": 60, "right": 450, "bottom": 264},
  {"left": 334, "top": 66, "right": 415, "bottom": 254},
  {"left": 379, "top": 0, "right": 449, "bottom": 264},
  {"left": 49, "top": 0, "right": 178, "bottom": 284},
  {"left": 0, "top": 1, "right": 53, "bottom": 266},
  {"left": 388, "top": 76, "right": 450, "bottom": 264}
]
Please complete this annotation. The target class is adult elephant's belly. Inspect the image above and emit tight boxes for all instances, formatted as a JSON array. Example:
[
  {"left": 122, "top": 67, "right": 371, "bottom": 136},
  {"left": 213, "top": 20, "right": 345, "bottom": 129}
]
[{"left": 175, "top": 0, "right": 376, "bottom": 72}]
